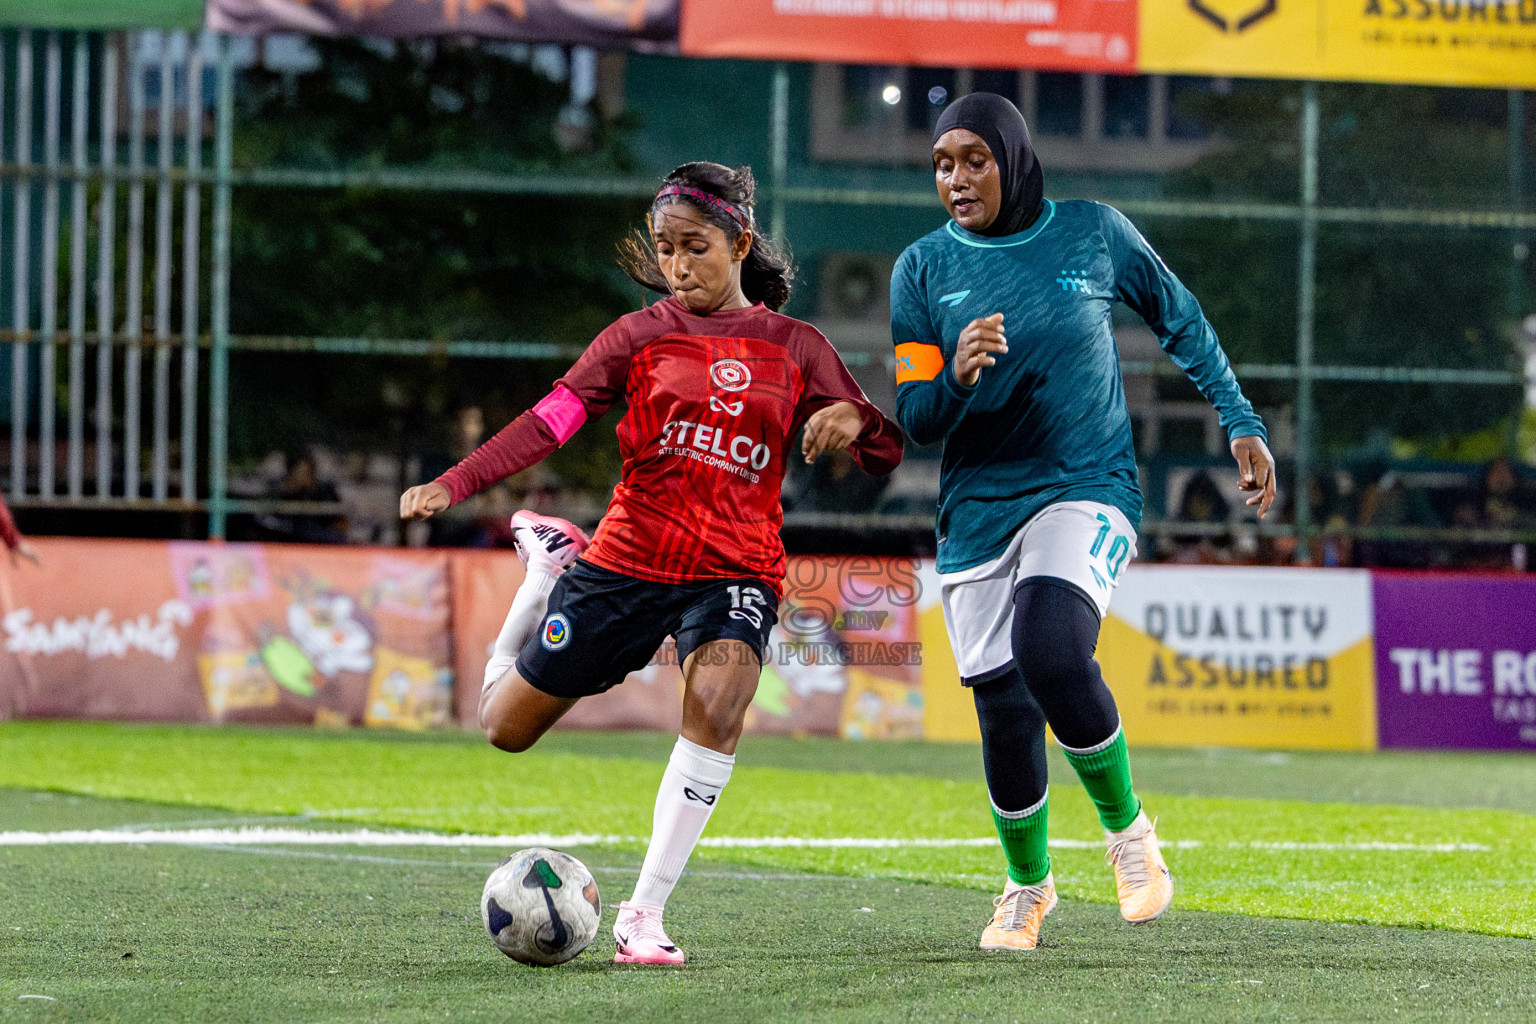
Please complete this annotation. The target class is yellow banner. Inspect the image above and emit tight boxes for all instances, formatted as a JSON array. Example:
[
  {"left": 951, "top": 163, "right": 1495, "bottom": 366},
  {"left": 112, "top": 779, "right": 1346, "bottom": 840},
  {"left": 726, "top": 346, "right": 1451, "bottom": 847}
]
[
  {"left": 1098, "top": 566, "right": 1379, "bottom": 751},
  {"left": 1140, "top": 0, "right": 1536, "bottom": 89}
]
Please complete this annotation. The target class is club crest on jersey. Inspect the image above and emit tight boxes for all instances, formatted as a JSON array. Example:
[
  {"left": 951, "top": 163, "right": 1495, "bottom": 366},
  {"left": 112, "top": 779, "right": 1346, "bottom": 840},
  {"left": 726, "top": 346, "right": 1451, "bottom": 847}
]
[
  {"left": 709, "top": 358, "right": 752, "bottom": 393},
  {"left": 541, "top": 613, "right": 571, "bottom": 652}
]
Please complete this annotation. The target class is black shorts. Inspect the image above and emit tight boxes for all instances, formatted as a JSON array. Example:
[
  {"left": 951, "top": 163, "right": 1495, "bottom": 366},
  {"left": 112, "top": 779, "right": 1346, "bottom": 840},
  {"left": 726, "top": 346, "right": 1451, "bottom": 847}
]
[{"left": 515, "top": 560, "right": 780, "bottom": 700}]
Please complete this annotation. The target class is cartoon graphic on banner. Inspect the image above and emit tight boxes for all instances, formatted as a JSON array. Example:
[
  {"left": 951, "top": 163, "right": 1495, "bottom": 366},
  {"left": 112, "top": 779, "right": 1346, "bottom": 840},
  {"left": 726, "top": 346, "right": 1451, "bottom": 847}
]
[
  {"left": 198, "top": 623, "right": 279, "bottom": 720},
  {"left": 1099, "top": 566, "right": 1378, "bottom": 750},
  {"left": 285, "top": 585, "right": 375, "bottom": 682},
  {"left": 169, "top": 543, "right": 269, "bottom": 610},
  {"left": 1374, "top": 574, "right": 1536, "bottom": 751},
  {"left": 367, "top": 648, "right": 453, "bottom": 730}
]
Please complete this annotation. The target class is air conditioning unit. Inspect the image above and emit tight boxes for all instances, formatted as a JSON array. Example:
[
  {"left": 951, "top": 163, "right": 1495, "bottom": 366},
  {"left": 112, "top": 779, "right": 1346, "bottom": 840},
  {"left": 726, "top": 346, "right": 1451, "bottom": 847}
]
[
  {"left": 818, "top": 252, "right": 896, "bottom": 324},
  {"left": 816, "top": 252, "right": 900, "bottom": 417}
]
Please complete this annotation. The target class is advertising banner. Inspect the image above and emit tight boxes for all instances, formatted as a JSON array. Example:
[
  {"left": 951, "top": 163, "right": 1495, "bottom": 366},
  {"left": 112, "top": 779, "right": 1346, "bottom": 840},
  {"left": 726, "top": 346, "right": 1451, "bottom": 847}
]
[
  {"left": 13, "top": 540, "right": 1536, "bottom": 754},
  {"left": 679, "top": 0, "right": 1138, "bottom": 74},
  {"left": 0, "top": 538, "right": 455, "bottom": 730},
  {"left": 1098, "top": 566, "right": 1378, "bottom": 750},
  {"left": 1373, "top": 574, "right": 1536, "bottom": 751},
  {"left": 207, "top": 0, "right": 680, "bottom": 46},
  {"left": 1139, "top": 0, "right": 1536, "bottom": 90}
]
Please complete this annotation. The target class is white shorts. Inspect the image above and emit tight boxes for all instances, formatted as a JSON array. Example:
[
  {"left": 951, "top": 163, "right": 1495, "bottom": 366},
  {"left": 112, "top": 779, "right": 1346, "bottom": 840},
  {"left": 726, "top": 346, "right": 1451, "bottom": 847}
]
[{"left": 938, "top": 500, "right": 1137, "bottom": 683}]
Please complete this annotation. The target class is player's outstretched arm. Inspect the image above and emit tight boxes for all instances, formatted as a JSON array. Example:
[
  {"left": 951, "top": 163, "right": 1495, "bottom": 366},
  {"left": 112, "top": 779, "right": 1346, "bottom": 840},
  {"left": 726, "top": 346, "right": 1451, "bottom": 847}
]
[
  {"left": 1231, "top": 435, "right": 1276, "bottom": 519},
  {"left": 400, "top": 481, "right": 452, "bottom": 521}
]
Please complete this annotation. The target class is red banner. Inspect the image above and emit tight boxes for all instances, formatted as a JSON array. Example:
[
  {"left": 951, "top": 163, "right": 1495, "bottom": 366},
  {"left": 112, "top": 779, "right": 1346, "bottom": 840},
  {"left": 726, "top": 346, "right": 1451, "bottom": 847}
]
[{"left": 679, "top": 0, "right": 1137, "bottom": 72}]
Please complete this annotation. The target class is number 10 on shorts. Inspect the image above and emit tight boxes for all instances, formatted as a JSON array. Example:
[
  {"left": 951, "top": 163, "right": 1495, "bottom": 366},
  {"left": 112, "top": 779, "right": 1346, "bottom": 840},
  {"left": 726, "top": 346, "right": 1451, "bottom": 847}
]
[{"left": 1089, "top": 513, "right": 1131, "bottom": 581}]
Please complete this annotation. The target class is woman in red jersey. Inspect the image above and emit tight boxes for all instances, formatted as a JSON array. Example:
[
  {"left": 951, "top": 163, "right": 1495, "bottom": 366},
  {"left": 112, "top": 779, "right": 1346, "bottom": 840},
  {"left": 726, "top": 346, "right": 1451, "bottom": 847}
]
[{"left": 400, "top": 162, "right": 903, "bottom": 965}]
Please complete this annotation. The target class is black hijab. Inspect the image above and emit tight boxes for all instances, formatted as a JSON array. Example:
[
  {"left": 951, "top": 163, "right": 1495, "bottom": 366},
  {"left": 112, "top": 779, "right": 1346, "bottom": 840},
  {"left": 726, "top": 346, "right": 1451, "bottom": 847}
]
[{"left": 932, "top": 92, "right": 1044, "bottom": 237}]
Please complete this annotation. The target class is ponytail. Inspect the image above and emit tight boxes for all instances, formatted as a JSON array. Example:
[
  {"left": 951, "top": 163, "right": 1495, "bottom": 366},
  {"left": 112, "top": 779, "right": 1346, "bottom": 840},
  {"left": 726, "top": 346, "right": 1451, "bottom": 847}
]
[{"left": 617, "top": 162, "right": 796, "bottom": 312}]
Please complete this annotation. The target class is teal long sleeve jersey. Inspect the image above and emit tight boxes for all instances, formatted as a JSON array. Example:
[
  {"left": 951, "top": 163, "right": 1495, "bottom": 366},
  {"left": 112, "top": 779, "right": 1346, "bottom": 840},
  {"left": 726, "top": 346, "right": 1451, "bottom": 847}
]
[{"left": 892, "top": 199, "right": 1267, "bottom": 574}]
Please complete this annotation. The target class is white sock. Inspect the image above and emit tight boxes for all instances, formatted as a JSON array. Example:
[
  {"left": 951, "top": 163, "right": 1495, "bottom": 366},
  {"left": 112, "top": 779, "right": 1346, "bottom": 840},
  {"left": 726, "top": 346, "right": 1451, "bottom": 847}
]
[
  {"left": 482, "top": 567, "right": 558, "bottom": 695},
  {"left": 629, "top": 736, "right": 735, "bottom": 910}
]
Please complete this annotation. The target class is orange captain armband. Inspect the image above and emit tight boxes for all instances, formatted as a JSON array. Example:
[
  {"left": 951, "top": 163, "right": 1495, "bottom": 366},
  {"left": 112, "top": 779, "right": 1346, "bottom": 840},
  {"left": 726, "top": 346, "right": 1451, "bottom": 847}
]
[{"left": 894, "top": 343, "right": 946, "bottom": 385}]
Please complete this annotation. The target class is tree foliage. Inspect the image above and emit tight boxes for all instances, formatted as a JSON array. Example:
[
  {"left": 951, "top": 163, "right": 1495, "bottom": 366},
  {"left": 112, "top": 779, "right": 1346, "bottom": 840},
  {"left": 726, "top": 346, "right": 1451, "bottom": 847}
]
[
  {"left": 1148, "top": 81, "right": 1528, "bottom": 455},
  {"left": 226, "top": 39, "right": 645, "bottom": 488}
]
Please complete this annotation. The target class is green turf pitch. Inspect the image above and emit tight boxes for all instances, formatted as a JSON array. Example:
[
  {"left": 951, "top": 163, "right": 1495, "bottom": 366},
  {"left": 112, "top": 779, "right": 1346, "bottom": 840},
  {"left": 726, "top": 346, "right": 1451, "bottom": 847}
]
[{"left": 1, "top": 724, "right": 1534, "bottom": 1023}]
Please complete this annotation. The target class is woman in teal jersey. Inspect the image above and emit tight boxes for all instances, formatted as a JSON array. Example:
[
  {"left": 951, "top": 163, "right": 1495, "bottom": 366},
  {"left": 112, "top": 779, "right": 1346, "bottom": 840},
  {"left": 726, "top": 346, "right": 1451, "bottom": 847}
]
[{"left": 891, "top": 92, "right": 1276, "bottom": 951}]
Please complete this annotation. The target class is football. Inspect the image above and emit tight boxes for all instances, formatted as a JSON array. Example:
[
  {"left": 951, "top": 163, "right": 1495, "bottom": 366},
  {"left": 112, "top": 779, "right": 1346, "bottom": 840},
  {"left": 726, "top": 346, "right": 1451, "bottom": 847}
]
[{"left": 481, "top": 847, "right": 602, "bottom": 966}]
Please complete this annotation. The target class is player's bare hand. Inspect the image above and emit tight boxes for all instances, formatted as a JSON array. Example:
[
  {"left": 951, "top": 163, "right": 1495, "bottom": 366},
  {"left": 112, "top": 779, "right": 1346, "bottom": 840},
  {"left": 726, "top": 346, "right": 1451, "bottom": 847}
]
[
  {"left": 400, "top": 482, "right": 451, "bottom": 521},
  {"left": 802, "top": 401, "right": 864, "bottom": 464},
  {"left": 953, "top": 313, "right": 1007, "bottom": 388},
  {"left": 1231, "top": 435, "right": 1276, "bottom": 519},
  {"left": 8, "top": 541, "right": 39, "bottom": 569}
]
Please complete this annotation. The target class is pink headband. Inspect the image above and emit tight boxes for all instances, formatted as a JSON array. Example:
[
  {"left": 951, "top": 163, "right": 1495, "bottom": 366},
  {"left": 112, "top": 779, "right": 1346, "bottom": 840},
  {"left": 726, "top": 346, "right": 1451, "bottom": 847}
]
[{"left": 653, "top": 185, "right": 752, "bottom": 232}]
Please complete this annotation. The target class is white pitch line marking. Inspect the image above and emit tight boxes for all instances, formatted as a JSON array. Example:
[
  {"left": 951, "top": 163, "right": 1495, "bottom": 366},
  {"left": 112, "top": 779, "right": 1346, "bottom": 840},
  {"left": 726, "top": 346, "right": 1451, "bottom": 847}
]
[{"left": 0, "top": 828, "right": 1491, "bottom": 853}]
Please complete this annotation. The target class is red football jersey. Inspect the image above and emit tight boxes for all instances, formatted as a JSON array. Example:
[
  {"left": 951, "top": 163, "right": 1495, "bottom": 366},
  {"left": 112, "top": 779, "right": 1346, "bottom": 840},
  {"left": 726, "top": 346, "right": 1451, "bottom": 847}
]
[{"left": 437, "top": 297, "right": 903, "bottom": 593}]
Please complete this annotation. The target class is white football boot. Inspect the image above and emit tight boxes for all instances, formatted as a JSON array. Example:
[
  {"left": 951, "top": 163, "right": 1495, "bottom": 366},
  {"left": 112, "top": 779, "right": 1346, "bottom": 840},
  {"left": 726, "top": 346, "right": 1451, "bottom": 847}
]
[
  {"left": 612, "top": 901, "right": 685, "bottom": 966},
  {"left": 509, "top": 510, "right": 590, "bottom": 573}
]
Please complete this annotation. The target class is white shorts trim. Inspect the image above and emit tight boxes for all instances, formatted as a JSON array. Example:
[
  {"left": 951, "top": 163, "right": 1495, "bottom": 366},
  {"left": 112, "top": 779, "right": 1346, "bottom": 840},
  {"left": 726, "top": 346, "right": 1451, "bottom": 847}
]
[{"left": 938, "top": 501, "right": 1137, "bottom": 682}]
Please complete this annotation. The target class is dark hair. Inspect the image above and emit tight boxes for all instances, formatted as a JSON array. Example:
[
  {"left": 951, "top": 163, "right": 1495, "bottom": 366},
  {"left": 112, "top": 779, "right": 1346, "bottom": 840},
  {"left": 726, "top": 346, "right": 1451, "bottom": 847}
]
[{"left": 618, "top": 162, "right": 796, "bottom": 311}]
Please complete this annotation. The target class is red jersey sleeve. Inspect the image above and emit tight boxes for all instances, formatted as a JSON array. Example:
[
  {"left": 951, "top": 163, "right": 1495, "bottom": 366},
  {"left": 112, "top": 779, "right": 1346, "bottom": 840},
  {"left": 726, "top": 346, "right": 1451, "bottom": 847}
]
[
  {"left": 0, "top": 494, "right": 21, "bottom": 550},
  {"left": 435, "top": 319, "right": 637, "bottom": 505},
  {"left": 791, "top": 325, "right": 904, "bottom": 477}
]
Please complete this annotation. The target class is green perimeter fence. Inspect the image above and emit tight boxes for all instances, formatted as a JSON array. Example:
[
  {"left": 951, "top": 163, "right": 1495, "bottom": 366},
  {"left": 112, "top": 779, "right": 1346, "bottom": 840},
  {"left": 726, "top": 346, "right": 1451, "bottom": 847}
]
[{"left": 0, "top": 30, "right": 1531, "bottom": 557}]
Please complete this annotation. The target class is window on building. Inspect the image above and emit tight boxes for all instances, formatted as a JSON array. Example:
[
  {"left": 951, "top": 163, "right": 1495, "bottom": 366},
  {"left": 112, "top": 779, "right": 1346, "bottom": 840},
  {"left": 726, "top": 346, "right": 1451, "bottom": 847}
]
[
  {"left": 1104, "top": 75, "right": 1151, "bottom": 139},
  {"left": 1034, "top": 73, "right": 1083, "bottom": 137},
  {"left": 972, "top": 69, "right": 1020, "bottom": 102},
  {"left": 906, "top": 67, "right": 958, "bottom": 133},
  {"left": 811, "top": 65, "right": 1217, "bottom": 172},
  {"left": 1167, "top": 76, "right": 1221, "bottom": 140},
  {"left": 842, "top": 64, "right": 899, "bottom": 128}
]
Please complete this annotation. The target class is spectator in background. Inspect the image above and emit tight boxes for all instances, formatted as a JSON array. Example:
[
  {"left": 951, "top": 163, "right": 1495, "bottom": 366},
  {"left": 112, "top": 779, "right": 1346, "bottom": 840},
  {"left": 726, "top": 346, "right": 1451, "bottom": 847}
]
[
  {"left": 1169, "top": 470, "right": 1230, "bottom": 564},
  {"left": 1451, "top": 457, "right": 1533, "bottom": 571},
  {"left": 256, "top": 451, "right": 348, "bottom": 545},
  {"left": 0, "top": 493, "right": 39, "bottom": 568},
  {"left": 1356, "top": 467, "right": 1440, "bottom": 568}
]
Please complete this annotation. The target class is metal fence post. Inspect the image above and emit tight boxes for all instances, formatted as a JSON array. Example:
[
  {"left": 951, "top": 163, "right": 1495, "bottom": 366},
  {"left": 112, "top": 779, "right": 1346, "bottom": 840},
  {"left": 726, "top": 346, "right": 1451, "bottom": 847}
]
[
  {"left": 38, "top": 31, "right": 60, "bottom": 498},
  {"left": 769, "top": 62, "right": 788, "bottom": 242},
  {"left": 208, "top": 34, "right": 233, "bottom": 539},
  {"left": 1294, "top": 81, "right": 1319, "bottom": 563},
  {"left": 94, "top": 36, "right": 117, "bottom": 497},
  {"left": 1511, "top": 89, "right": 1527, "bottom": 322},
  {"left": 10, "top": 30, "right": 31, "bottom": 501}
]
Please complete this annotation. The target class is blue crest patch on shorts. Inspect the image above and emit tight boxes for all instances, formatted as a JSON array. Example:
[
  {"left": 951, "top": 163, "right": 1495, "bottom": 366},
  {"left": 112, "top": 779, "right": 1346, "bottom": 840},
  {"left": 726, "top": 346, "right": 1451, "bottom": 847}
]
[{"left": 541, "top": 613, "right": 571, "bottom": 652}]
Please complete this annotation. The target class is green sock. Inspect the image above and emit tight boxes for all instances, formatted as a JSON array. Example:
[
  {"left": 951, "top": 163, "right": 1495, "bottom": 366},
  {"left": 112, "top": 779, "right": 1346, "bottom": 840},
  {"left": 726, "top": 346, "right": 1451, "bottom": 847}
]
[
  {"left": 1061, "top": 729, "right": 1142, "bottom": 832},
  {"left": 991, "top": 794, "right": 1051, "bottom": 886}
]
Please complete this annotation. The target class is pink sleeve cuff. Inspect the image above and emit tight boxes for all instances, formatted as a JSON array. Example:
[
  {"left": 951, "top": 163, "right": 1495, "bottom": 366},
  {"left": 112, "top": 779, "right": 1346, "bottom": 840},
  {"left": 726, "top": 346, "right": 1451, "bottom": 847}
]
[{"left": 532, "top": 385, "right": 586, "bottom": 445}]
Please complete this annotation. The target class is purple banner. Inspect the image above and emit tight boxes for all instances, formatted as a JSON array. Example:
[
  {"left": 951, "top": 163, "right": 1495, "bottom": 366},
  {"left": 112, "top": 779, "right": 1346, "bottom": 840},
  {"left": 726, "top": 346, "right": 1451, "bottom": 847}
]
[
  {"left": 1374, "top": 573, "right": 1536, "bottom": 751},
  {"left": 207, "top": 0, "right": 679, "bottom": 47}
]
